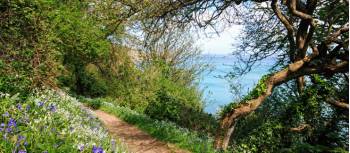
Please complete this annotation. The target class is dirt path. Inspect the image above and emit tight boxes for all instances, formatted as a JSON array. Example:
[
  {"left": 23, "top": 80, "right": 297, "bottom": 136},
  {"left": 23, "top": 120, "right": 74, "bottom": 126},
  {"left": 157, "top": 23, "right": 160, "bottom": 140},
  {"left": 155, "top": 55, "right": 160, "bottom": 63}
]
[{"left": 93, "top": 110, "right": 190, "bottom": 153}]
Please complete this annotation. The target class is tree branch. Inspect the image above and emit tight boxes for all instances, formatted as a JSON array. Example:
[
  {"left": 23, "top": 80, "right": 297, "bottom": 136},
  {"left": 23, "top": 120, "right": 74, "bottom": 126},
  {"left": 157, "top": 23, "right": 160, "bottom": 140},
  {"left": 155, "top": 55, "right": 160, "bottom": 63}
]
[
  {"left": 319, "top": 23, "right": 349, "bottom": 56},
  {"left": 271, "top": 0, "right": 296, "bottom": 61},
  {"left": 215, "top": 52, "right": 348, "bottom": 149},
  {"left": 325, "top": 23, "right": 349, "bottom": 45},
  {"left": 287, "top": 0, "right": 314, "bottom": 24},
  {"left": 325, "top": 97, "right": 349, "bottom": 110},
  {"left": 290, "top": 123, "right": 311, "bottom": 132}
]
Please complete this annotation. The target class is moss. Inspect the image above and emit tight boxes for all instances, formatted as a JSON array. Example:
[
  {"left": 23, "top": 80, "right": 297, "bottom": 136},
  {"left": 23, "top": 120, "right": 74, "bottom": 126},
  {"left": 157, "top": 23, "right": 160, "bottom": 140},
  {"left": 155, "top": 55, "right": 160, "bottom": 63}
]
[{"left": 241, "top": 74, "right": 270, "bottom": 102}]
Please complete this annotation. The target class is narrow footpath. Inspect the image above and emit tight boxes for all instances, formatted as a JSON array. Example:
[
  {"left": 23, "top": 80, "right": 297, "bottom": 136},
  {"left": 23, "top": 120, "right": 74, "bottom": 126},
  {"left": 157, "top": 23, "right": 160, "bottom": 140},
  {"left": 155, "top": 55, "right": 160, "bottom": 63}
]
[{"left": 93, "top": 110, "right": 190, "bottom": 153}]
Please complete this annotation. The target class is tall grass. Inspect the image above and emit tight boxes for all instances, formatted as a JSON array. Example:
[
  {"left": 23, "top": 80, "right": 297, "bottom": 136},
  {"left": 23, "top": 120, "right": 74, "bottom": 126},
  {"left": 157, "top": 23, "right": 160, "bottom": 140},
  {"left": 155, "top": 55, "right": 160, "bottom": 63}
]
[{"left": 100, "top": 102, "right": 218, "bottom": 153}]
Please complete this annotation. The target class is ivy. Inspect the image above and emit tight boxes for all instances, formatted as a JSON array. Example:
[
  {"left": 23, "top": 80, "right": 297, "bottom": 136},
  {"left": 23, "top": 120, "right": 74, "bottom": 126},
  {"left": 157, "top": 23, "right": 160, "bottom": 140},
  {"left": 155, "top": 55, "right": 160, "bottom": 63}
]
[{"left": 219, "top": 74, "right": 271, "bottom": 117}]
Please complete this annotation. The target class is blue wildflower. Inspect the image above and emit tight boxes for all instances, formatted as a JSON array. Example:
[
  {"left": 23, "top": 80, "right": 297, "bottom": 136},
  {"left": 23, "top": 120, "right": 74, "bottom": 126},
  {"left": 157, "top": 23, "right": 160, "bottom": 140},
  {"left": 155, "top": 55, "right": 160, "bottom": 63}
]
[
  {"left": 6, "top": 118, "right": 16, "bottom": 133},
  {"left": 37, "top": 101, "right": 44, "bottom": 107},
  {"left": 0, "top": 123, "right": 5, "bottom": 131},
  {"left": 6, "top": 127, "right": 12, "bottom": 133},
  {"left": 2, "top": 112, "right": 9, "bottom": 117},
  {"left": 8, "top": 118, "right": 16, "bottom": 127},
  {"left": 26, "top": 105, "right": 30, "bottom": 111},
  {"left": 18, "top": 150, "right": 26, "bottom": 153},
  {"left": 49, "top": 104, "right": 56, "bottom": 112},
  {"left": 42, "top": 151, "right": 48, "bottom": 153},
  {"left": 17, "top": 103, "right": 22, "bottom": 110},
  {"left": 92, "top": 146, "right": 104, "bottom": 153},
  {"left": 24, "top": 141, "right": 28, "bottom": 146},
  {"left": 78, "top": 144, "right": 84, "bottom": 152},
  {"left": 18, "top": 135, "right": 25, "bottom": 141}
]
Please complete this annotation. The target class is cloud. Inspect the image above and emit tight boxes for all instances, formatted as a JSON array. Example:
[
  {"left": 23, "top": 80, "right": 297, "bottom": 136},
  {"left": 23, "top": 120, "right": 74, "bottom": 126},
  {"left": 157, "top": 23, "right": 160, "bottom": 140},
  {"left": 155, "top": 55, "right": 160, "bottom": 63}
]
[{"left": 195, "top": 24, "right": 243, "bottom": 55}]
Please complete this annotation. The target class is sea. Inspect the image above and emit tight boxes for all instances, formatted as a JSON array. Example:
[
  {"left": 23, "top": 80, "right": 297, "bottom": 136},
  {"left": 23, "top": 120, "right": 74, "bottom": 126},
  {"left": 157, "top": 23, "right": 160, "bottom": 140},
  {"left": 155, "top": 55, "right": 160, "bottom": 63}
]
[{"left": 199, "top": 54, "right": 272, "bottom": 114}]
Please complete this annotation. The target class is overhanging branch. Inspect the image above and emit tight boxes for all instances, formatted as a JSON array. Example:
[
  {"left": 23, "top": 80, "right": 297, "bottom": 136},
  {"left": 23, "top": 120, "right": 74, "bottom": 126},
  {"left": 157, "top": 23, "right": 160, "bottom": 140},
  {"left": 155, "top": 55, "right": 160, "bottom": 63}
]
[{"left": 325, "top": 97, "right": 349, "bottom": 110}]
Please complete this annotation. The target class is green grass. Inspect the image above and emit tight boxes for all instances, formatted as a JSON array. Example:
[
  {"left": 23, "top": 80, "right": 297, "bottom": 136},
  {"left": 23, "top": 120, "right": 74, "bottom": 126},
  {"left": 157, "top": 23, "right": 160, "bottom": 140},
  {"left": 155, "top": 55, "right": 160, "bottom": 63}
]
[{"left": 100, "top": 102, "right": 218, "bottom": 153}]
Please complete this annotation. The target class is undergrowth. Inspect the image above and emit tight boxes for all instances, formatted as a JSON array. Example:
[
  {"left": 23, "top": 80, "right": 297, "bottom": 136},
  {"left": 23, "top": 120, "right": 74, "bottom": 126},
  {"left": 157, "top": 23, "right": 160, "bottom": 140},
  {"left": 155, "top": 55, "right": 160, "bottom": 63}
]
[
  {"left": 0, "top": 90, "right": 126, "bottom": 153},
  {"left": 100, "top": 102, "right": 218, "bottom": 153}
]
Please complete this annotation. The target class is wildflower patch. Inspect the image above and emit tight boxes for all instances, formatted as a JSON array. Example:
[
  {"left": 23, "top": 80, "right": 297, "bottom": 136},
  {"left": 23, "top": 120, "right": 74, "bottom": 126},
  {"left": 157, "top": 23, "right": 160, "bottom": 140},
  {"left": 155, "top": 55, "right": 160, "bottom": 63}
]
[{"left": 0, "top": 90, "right": 126, "bottom": 153}]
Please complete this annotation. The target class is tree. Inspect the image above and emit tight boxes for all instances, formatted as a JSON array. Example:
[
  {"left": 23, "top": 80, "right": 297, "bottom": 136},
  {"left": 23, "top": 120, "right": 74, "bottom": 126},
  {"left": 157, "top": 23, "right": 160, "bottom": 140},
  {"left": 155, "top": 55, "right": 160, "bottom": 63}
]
[
  {"left": 113, "top": 0, "right": 349, "bottom": 150},
  {"left": 214, "top": 0, "right": 348, "bottom": 149},
  {"left": 228, "top": 74, "right": 348, "bottom": 152}
]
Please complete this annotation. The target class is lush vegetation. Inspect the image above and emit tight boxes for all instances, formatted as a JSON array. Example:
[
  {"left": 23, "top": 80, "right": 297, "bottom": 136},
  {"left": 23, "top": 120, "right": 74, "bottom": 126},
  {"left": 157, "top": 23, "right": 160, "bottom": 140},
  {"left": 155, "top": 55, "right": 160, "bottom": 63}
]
[
  {"left": 228, "top": 77, "right": 348, "bottom": 153},
  {"left": 0, "top": 0, "right": 216, "bottom": 152},
  {"left": 99, "top": 101, "right": 216, "bottom": 153},
  {"left": 79, "top": 98, "right": 102, "bottom": 110},
  {"left": 0, "top": 0, "right": 348, "bottom": 152},
  {"left": 0, "top": 90, "right": 125, "bottom": 152}
]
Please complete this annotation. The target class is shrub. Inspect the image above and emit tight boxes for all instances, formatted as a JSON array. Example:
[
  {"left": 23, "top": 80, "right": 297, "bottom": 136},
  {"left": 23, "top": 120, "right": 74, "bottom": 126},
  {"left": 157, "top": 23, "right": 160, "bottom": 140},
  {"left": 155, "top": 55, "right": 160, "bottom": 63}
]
[
  {"left": 87, "top": 99, "right": 102, "bottom": 110},
  {"left": 0, "top": 1, "right": 60, "bottom": 98},
  {"left": 77, "top": 97, "right": 102, "bottom": 110},
  {"left": 58, "top": 70, "right": 108, "bottom": 98},
  {"left": 144, "top": 78, "right": 217, "bottom": 133}
]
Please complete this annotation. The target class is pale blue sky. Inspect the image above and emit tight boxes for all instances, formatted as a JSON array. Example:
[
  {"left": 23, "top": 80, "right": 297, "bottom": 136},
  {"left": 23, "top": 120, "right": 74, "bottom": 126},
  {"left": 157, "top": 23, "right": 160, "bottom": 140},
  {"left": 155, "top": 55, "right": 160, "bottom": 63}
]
[{"left": 195, "top": 25, "right": 243, "bottom": 55}]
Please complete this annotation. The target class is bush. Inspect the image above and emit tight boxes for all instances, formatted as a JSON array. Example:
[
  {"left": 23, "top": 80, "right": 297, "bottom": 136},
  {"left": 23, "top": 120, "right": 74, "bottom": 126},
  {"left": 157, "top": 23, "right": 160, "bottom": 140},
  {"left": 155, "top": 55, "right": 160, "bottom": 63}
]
[
  {"left": 87, "top": 99, "right": 102, "bottom": 110},
  {"left": 145, "top": 79, "right": 196, "bottom": 120},
  {"left": 58, "top": 71, "right": 108, "bottom": 98},
  {"left": 0, "top": 1, "right": 59, "bottom": 98},
  {"left": 145, "top": 78, "right": 217, "bottom": 133},
  {"left": 77, "top": 97, "right": 102, "bottom": 110}
]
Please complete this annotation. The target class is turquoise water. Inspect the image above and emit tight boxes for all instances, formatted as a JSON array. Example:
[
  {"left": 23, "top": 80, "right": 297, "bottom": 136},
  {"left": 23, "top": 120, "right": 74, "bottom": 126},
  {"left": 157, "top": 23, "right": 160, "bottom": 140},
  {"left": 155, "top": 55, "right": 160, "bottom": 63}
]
[{"left": 200, "top": 55, "right": 272, "bottom": 114}]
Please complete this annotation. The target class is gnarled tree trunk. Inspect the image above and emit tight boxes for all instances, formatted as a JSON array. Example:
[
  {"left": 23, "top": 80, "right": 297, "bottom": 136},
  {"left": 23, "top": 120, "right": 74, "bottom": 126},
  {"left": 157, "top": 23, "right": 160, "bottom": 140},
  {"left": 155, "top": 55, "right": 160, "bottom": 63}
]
[
  {"left": 214, "top": 55, "right": 348, "bottom": 150},
  {"left": 213, "top": 0, "right": 349, "bottom": 150}
]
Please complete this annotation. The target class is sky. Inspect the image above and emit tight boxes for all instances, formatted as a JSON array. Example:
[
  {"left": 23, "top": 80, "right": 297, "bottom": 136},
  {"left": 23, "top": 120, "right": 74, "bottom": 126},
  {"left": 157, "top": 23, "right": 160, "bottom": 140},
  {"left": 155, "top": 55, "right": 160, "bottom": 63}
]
[{"left": 195, "top": 25, "right": 243, "bottom": 55}]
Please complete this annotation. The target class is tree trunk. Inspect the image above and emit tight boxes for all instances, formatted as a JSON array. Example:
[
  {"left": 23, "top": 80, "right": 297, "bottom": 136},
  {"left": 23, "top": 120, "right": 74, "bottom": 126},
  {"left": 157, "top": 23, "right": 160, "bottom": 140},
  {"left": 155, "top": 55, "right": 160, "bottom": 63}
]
[
  {"left": 213, "top": 55, "right": 348, "bottom": 150},
  {"left": 214, "top": 119, "right": 236, "bottom": 150},
  {"left": 296, "top": 76, "right": 305, "bottom": 93},
  {"left": 222, "top": 123, "right": 236, "bottom": 149}
]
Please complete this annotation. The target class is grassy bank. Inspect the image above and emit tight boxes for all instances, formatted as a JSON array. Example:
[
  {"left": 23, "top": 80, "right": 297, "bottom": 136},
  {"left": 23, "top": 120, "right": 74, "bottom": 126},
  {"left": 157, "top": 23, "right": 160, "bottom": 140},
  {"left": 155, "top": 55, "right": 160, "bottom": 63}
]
[
  {"left": 0, "top": 90, "right": 126, "bottom": 153},
  {"left": 99, "top": 102, "right": 217, "bottom": 153}
]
